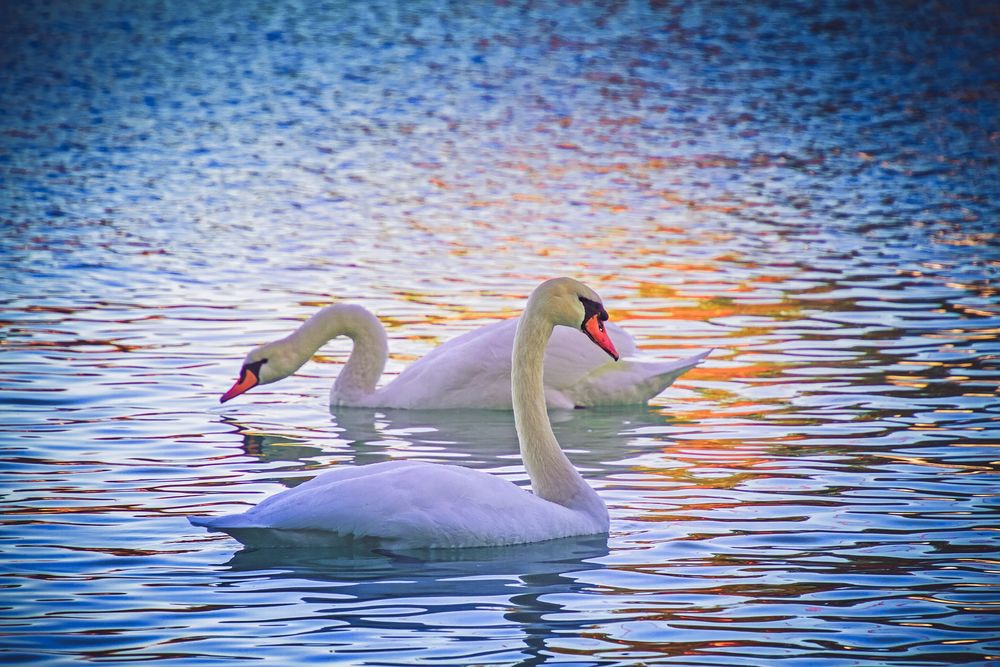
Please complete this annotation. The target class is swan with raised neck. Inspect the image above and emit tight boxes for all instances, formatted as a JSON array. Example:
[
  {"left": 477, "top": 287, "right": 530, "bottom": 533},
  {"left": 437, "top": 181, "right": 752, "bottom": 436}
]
[{"left": 512, "top": 278, "right": 612, "bottom": 511}]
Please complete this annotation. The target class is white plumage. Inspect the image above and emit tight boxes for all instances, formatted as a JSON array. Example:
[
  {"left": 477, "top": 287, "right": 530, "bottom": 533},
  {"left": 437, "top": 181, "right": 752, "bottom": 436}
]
[
  {"left": 191, "top": 460, "right": 603, "bottom": 548},
  {"left": 219, "top": 302, "right": 708, "bottom": 410},
  {"left": 193, "top": 278, "right": 629, "bottom": 548}
]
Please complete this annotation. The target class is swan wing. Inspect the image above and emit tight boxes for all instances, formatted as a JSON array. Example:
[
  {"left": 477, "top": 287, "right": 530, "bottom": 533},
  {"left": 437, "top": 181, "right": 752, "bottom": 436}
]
[
  {"left": 372, "top": 320, "right": 518, "bottom": 409},
  {"left": 190, "top": 460, "right": 602, "bottom": 548},
  {"left": 373, "top": 319, "right": 641, "bottom": 409},
  {"left": 359, "top": 315, "right": 695, "bottom": 410}
]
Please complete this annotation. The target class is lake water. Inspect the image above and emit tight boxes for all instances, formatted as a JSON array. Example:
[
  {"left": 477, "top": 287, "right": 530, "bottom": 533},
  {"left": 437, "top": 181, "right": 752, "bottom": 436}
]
[{"left": 2, "top": 1, "right": 998, "bottom": 664}]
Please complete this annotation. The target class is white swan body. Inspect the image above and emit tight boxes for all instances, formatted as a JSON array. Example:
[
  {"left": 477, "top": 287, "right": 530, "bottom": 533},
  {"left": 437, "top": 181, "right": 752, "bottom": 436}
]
[
  {"left": 220, "top": 303, "right": 708, "bottom": 410},
  {"left": 193, "top": 277, "right": 619, "bottom": 548},
  {"left": 190, "top": 460, "right": 603, "bottom": 548}
]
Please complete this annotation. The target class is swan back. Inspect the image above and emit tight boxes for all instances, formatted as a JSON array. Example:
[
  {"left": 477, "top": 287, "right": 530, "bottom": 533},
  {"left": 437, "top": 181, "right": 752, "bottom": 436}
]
[{"left": 191, "top": 460, "right": 606, "bottom": 548}]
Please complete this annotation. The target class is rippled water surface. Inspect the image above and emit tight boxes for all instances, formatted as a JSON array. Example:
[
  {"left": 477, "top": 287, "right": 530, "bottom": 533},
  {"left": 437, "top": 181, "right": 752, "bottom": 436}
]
[{"left": 2, "top": 1, "right": 999, "bottom": 664}]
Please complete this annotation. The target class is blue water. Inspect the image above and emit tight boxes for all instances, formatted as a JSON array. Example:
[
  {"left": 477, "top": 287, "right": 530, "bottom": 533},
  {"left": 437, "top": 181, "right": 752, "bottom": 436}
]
[{"left": 2, "top": 1, "right": 998, "bottom": 664}]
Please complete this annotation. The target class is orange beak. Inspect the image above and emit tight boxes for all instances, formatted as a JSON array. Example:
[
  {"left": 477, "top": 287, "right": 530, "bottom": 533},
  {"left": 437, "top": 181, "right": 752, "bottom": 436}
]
[
  {"left": 220, "top": 366, "right": 260, "bottom": 403},
  {"left": 583, "top": 316, "right": 619, "bottom": 361}
]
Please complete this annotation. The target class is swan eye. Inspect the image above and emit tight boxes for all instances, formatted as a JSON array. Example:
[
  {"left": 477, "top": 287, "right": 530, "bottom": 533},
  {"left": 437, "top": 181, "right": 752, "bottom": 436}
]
[
  {"left": 243, "top": 358, "right": 267, "bottom": 378},
  {"left": 578, "top": 296, "right": 606, "bottom": 327}
]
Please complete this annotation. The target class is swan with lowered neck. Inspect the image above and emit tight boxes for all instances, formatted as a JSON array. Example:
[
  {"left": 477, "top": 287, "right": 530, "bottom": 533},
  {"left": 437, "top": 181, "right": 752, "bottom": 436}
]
[
  {"left": 191, "top": 278, "right": 619, "bottom": 548},
  {"left": 220, "top": 295, "right": 708, "bottom": 410}
]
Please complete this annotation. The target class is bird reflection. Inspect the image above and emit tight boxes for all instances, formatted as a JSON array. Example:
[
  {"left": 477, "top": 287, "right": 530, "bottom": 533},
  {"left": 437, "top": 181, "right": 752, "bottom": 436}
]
[
  {"left": 221, "top": 403, "right": 676, "bottom": 475},
  {"left": 219, "top": 535, "right": 609, "bottom": 665}
]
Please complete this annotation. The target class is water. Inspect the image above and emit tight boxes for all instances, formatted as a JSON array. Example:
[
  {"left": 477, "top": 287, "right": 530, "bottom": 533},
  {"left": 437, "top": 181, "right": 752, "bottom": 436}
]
[{"left": 2, "top": 0, "right": 998, "bottom": 664}]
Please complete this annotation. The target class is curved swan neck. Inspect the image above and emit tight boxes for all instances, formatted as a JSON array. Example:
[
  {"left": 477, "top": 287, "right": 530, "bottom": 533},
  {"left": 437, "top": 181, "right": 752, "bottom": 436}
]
[
  {"left": 512, "top": 296, "right": 599, "bottom": 510},
  {"left": 285, "top": 305, "right": 387, "bottom": 401}
]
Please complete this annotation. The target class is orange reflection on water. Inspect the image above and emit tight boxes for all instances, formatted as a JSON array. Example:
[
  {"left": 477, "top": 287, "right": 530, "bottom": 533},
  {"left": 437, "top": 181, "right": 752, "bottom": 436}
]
[
  {"left": 679, "top": 362, "right": 782, "bottom": 384},
  {"left": 657, "top": 431, "right": 800, "bottom": 471},
  {"left": 653, "top": 297, "right": 804, "bottom": 323}
]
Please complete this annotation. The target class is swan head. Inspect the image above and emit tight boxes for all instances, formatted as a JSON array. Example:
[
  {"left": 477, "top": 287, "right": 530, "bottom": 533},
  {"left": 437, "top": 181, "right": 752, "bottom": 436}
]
[
  {"left": 532, "top": 277, "right": 619, "bottom": 361},
  {"left": 219, "top": 340, "right": 299, "bottom": 403}
]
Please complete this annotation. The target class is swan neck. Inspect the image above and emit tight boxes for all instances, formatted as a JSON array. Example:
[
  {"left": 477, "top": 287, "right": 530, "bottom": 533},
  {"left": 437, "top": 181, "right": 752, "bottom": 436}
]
[
  {"left": 286, "top": 305, "right": 387, "bottom": 402},
  {"left": 512, "top": 301, "right": 596, "bottom": 509}
]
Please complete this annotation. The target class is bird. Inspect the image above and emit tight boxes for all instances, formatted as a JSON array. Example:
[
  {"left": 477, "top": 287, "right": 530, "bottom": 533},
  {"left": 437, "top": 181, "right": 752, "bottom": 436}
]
[
  {"left": 191, "top": 277, "right": 623, "bottom": 549},
  {"left": 218, "top": 299, "right": 708, "bottom": 410}
]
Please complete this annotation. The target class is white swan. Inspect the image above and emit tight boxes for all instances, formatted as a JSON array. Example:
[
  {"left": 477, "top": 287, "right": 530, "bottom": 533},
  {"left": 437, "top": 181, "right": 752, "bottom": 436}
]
[
  {"left": 191, "top": 277, "right": 619, "bottom": 548},
  {"left": 219, "top": 299, "right": 708, "bottom": 410}
]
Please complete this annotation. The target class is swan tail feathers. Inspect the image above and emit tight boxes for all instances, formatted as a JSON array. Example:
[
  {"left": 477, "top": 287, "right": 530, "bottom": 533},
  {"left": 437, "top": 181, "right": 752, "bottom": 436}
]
[
  {"left": 189, "top": 513, "right": 260, "bottom": 530},
  {"left": 644, "top": 348, "right": 711, "bottom": 385},
  {"left": 576, "top": 349, "right": 711, "bottom": 406},
  {"left": 633, "top": 349, "right": 711, "bottom": 397}
]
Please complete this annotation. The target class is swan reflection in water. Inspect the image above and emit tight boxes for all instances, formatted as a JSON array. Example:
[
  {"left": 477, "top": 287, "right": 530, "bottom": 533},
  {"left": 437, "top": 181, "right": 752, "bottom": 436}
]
[
  {"left": 226, "top": 402, "right": 677, "bottom": 473},
  {"left": 215, "top": 535, "right": 610, "bottom": 666}
]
